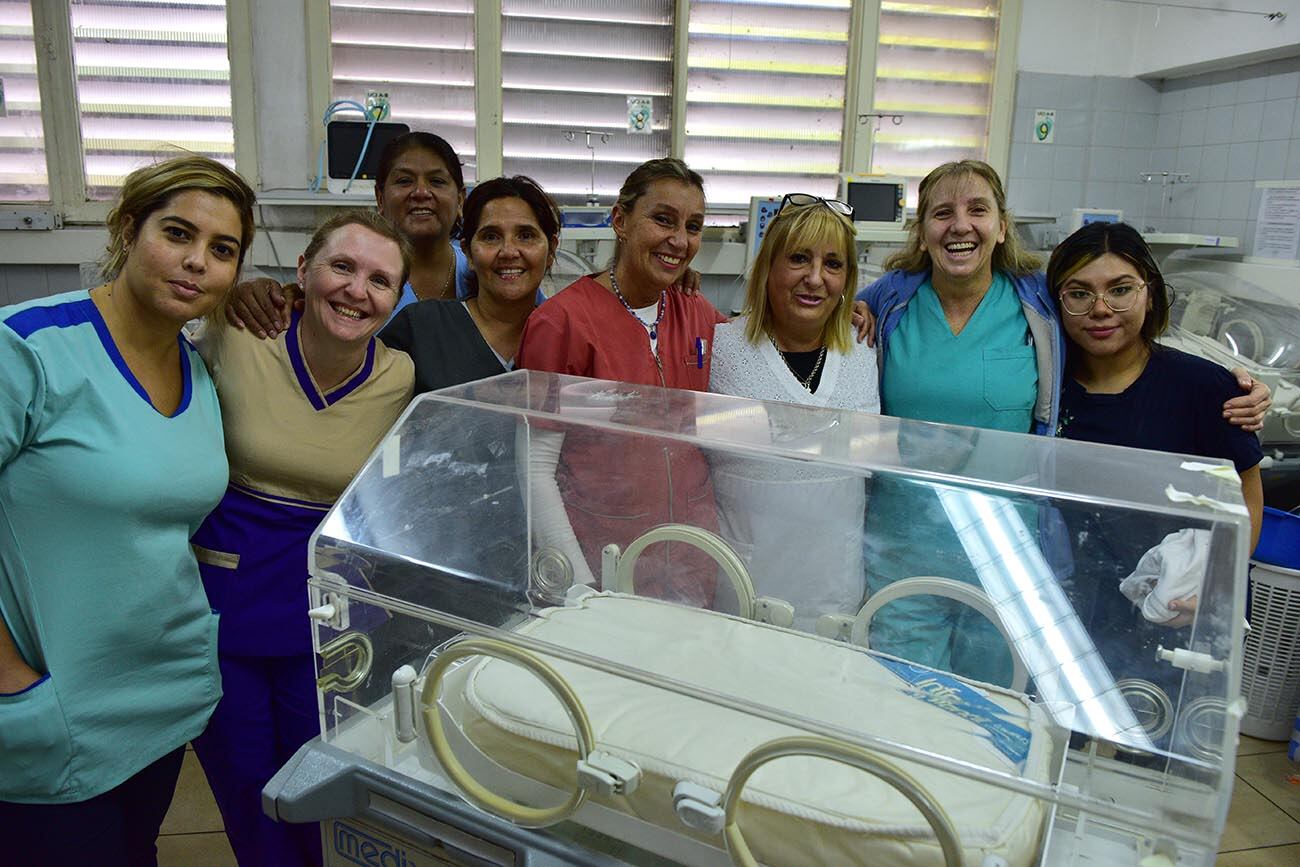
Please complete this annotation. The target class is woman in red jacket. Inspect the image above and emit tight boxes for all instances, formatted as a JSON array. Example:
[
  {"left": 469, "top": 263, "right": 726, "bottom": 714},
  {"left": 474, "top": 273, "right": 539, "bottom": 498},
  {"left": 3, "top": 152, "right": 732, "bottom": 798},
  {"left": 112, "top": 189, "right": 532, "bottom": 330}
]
[{"left": 517, "top": 157, "right": 725, "bottom": 607}]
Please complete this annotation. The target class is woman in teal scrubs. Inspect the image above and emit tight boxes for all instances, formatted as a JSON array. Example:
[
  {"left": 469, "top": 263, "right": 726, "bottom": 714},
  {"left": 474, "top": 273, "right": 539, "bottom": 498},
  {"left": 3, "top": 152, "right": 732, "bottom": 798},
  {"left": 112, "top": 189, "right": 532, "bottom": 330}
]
[{"left": 856, "top": 160, "right": 1267, "bottom": 685}]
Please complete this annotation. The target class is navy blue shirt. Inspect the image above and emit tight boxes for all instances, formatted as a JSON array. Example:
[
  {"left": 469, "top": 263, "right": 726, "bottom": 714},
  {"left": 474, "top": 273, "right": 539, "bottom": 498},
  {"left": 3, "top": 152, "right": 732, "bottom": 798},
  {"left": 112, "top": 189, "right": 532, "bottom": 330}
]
[
  {"left": 1056, "top": 346, "right": 1260, "bottom": 718},
  {"left": 1057, "top": 345, "right": 1262, "bottom": 472}
]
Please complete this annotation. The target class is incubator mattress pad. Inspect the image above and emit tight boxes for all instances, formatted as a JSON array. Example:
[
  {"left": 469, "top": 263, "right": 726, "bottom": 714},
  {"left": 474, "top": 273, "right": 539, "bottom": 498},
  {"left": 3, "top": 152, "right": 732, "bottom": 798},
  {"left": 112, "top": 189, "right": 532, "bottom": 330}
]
[{"left": 453, "top": 593, "right": 1054, "bottom": 866}]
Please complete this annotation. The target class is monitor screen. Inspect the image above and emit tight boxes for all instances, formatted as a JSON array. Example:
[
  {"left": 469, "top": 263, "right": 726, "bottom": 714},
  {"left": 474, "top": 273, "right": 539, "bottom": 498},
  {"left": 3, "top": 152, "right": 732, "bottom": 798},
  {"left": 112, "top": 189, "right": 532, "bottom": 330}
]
[
  {"left": 846, "top": 181, "right": 903, "bottom": 224},
  {"left": 327, "top": 121, "right": 411, "bottom": 181}
]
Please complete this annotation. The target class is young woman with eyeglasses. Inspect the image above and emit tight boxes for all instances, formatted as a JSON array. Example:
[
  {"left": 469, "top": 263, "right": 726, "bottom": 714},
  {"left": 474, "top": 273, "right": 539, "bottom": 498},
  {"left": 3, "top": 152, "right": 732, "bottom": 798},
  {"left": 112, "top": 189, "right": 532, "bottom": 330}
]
[
  {"left": 708, "top": 195, "right": 879, "bottom": 630},
  {"left": 1046, "top": 222, "right": 1261, "bottom": 718},
  {"left": 1049, "top": 221, "right": 1262, "bottom": 549}
]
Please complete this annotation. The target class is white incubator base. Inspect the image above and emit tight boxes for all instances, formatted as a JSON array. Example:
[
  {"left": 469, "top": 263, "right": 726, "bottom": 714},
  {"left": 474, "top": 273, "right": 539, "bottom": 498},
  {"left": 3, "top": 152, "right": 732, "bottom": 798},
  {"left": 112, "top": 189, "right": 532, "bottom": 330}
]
[{"left": 417, "top": 592, "right": 1056, "bottom": 867}]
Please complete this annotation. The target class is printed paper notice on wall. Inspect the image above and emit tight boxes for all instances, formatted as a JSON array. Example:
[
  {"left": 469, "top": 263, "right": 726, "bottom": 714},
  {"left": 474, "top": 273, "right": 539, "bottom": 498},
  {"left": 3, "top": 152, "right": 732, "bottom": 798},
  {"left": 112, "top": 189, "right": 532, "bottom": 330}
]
[
  {"left": 1033, "top": 109, "right": 1055, "bottom": 144},
  {"left": 1252, "top": 183, "right": 1300, "bottom": 261},
  {"left": 627, "top": 96, "right": 652, "bottom": 135}
]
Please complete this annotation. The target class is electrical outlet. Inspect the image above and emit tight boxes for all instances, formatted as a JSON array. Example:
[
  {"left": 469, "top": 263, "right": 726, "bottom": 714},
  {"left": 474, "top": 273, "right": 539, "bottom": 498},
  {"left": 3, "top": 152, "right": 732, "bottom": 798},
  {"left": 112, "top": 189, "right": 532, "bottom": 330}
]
[{"left": 365, "top": 89, "right": 390, "bottom": 121}]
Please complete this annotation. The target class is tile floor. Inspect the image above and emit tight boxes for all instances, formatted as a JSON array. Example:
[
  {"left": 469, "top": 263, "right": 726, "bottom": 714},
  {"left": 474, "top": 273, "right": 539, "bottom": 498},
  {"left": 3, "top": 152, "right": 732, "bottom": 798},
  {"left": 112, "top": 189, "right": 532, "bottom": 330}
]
[{"left": 158, "top": 736, "right": 1300, "bottom": 866}]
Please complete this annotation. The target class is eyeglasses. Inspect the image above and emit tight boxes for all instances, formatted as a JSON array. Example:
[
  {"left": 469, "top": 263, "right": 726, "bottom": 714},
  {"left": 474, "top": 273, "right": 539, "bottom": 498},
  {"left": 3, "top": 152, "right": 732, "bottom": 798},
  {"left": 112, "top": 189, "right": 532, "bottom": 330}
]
[
  {"left": 779, "top": 193, "right": 853, "bottom": 217},
  {"left": 1058, "top": 282, "right": 1147, "bottom": 316}
]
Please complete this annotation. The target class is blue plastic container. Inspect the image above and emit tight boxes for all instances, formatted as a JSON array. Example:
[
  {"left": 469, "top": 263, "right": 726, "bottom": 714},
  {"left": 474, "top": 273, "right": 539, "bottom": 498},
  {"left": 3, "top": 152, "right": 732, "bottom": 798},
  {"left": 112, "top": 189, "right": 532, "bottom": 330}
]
[{"left": 1254, "top": 507, "right": 1300, "bottom": 569}]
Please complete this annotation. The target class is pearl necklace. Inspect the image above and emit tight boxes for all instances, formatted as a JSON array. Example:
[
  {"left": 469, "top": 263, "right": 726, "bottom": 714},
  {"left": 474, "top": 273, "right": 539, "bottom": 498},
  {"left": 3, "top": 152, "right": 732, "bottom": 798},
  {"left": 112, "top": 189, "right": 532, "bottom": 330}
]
[
  {"left": 770, "top": 337, "right": 827, "bottom": 392},
  {"left": 609, "top": 271, "right": 665, "bottom": 340}
]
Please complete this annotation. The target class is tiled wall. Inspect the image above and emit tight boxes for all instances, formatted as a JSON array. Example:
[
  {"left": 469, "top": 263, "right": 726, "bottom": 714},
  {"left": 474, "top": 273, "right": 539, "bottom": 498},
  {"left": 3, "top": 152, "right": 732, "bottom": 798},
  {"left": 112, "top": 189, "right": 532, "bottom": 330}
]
[{"left": 1008, "top": 57, "right": 1300, "bottom": 253}]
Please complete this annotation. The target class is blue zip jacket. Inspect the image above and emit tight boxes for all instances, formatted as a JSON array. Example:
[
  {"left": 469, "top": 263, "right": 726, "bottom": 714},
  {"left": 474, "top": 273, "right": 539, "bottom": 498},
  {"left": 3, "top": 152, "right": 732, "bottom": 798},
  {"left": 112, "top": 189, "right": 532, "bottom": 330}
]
[{"left": 857, "top": 268, "right": 1065, "bottom": 436}]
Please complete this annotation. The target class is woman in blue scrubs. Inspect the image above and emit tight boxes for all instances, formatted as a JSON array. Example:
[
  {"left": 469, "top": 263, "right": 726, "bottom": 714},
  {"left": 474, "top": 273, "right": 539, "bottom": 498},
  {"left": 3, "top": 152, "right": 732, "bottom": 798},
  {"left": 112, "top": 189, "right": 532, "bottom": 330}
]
[
  {"left": 0, "top": 155, "right": 256, "bottom": 866},
  {"left": 857, "top": 160, "right": 1267, "bottom": 685}
]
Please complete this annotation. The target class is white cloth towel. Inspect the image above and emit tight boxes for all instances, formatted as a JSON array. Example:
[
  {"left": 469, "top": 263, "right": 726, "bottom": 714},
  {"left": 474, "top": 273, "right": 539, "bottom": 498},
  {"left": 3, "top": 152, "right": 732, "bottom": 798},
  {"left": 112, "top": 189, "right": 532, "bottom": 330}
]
[{"left": 1119, "top": 528, "right": 1210, "bottom": 623}]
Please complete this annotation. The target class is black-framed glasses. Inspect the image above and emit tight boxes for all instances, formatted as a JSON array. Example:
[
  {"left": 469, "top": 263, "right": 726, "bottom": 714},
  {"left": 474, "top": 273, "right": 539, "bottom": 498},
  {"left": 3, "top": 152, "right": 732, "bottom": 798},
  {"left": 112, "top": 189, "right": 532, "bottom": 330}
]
[
  {"left": 1058, "top": 282, "right": 1147, "bottom": 316},
  {"left": 780, "top": 192, "right": 853, "bottom": 217}
]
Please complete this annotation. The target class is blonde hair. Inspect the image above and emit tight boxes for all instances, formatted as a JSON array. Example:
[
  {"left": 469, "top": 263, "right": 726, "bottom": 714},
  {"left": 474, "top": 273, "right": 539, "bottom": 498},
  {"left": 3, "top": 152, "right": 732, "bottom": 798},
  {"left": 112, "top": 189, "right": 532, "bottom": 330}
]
[
  {"left": 884, "top": 160, "right": 1041, "bottom": 276},
  {"left": 743, "top": 202, "right": 857, "bottom": 354},
  {"left": 102, "top": 154, "right": 256, "bottom": 281}
]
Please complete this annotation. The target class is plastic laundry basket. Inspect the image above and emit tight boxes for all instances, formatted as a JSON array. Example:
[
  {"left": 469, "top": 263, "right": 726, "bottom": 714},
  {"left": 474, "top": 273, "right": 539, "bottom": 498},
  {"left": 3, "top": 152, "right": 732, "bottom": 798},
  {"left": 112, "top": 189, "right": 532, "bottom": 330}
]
[{"left": 1241, "top": 560, "right": 1300, "bottom": 740}]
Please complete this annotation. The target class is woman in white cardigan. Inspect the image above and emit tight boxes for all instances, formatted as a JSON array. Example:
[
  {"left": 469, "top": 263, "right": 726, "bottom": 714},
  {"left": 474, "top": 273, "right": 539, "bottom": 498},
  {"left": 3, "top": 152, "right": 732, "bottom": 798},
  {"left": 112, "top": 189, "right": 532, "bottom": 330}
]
[{"left": 709, "top": 195, "right": 879, "bottom": 632}]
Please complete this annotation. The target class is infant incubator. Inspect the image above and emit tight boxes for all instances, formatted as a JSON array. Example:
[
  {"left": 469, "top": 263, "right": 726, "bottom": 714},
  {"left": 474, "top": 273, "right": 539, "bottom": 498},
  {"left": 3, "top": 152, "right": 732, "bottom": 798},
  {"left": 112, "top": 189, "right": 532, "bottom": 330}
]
[{"left": 264, "top": 370, "right": 1251, "bottom": 866}]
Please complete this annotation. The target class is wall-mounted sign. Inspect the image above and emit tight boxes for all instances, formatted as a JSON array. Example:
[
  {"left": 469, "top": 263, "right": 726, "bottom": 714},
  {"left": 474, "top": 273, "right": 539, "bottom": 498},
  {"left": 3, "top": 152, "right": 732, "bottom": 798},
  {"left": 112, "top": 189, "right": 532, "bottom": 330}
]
[
  {"left": 1033, "top": 109, "right": 1055, "bottom": 144},
  {"left": 627, "top": 96, "right": 652, "bottom": 135}
]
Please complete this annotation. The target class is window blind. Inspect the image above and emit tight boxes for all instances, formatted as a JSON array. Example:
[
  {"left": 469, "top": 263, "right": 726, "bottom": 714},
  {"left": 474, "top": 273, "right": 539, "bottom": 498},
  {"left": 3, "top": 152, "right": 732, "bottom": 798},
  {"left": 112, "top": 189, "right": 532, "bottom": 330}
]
[
  {"left": 869, "top": 0, "right": 1001, "bottom": 205},
  {"left": 0, "top": 0, "right": 48, "bottom": 201},
  {"left": 501, "top": 0, "right": 672, "bottom": 205},
  {"left": 70, "top": 0, "right": 236, "bottom": 200},
  {"left": 330, "top": 0, "right": 477, "bottom": 183},
  {"left": 684, "top": 0, "right": 851, "bottom": 210}
]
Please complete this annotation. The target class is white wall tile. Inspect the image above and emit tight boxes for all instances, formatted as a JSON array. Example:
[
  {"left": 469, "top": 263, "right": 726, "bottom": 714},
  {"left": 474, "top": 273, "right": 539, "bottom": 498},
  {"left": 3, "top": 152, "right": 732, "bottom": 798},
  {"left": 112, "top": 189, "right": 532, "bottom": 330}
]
[
  {"left": 1169, "top": 183, "right": 1197, "bottom": 220},
  {"left": 1054, "top": 145, "right": 1087, "bottom": 181},
  {"left": 1159, "top": 86, "right": 1185, "bottom": 115},
  {"left": 1092, "top": 146, "right": 1126, "bottom": 181},
  {"left": 1176, "top": 146, "right": 1203, "bottom": 176},
  {"left": 1025, "top": 144, "right": 1055, "bottom": 179},
  {"left": 1125, "top": 113, "right": 1157, "bottom": 149},
  {"left": 1191, "top": 218, "right": 1219, "bottom": 235},
  {"left": 1012, "top": 178, "right": 1052, "bottom": 214},
  {"left": 1260, "top": 99, "right": 1296, "bottom": 141},
  {"left": 1257, "top": 139, "right": 1288, "bottom": 180},
  {"left": 1225, "top": 141, "right": 1259, "bottom": 181},
  {"left": 1266, "top": 69, "right": 1300, "bottom": 101},
  {"left": 1059, "top": 76, "right": 1096, "bottom": 111},
  {"left": 1130, "top": 79, "right": 1162, "bottom": 114},
  {"left": 1200, "top": 144, "right": 1229, "bottom": 181},
  {"left": 1220, "top": 180, "right": 1254, "bottom": 220},
  {"left": 1083, "top": 180, "right": 1118, "bottom": 208},
  {"left": 1286, "top": 140, "right": 1300, "bottom": 178},
  {"left": 1149, "top": 147, "right": 1177, "bottom": 171},
  {"left": 1183, "top": 82, "right": 1211, "bottom": 111},
  {"left": 1054, "top": 110, "right": 1091, "bottom": 147},
  {"left": 1050, "top": 180, "right": 1083, "bottom": 214},
  {"left": 1155, "top": 113, "right": 1180, "bottom": 148},
  {"left": 1209, "top": 79, "right": 1238, "bottom": 107},
  {"left": 1098, "top": 77, "right": 1133, "bottom": 108},
  {"left": 1028, "top": 73, "right": 1064, "bottom": 110},
  {"left": 1236, "top": 72, "right": 1270, "bottom": 104},
  {"left": 1204, "top": 105, "right": 1235, "bottom": 145},
  {"left": 1092, "top": 111, "right": 1127, "bottom": 146},
  {"left": 1179, "top": 109, "right": 1207, "bottom": 147},
  {"left": 1194, "top": 183, "right": 1224, "bottom": 219},
  {"left": 1230, "top": 101, "right": 1265, "bottom": 143}
]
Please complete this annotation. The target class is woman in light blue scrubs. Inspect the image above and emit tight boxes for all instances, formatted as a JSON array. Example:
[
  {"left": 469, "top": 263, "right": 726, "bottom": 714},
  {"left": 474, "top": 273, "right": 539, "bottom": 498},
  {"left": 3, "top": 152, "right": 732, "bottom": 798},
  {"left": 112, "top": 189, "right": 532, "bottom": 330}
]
[
  {"left": 856, "top": 160, "right": 1268, "bottom": 685},
  {"left": 0, "top": 155, "right": 256, "bottom": 865}
]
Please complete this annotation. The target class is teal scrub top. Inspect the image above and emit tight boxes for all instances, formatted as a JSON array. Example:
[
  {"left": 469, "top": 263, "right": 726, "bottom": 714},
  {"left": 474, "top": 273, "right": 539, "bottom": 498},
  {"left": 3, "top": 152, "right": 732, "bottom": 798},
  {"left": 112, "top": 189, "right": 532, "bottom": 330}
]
[
  {"left": 867, "top": 274, "right": 1039, "bottom": 686},
  {"left": 0, "top": 291, "right": 226, "bottom": 803},
  {"left": 881, "top": 272, "right": 1037, "bottom": 432}
]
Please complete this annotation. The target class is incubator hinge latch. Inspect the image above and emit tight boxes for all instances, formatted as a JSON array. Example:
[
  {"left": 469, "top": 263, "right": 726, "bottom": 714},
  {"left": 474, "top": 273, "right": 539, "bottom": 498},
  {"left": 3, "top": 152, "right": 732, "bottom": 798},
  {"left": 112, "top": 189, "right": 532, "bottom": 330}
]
[
  {"left": 672, "top": 781, "right": 725, "bottom": 835},
  {"left": 815, "top": 613, "right": 855, "bottom": 641},
  {"left": 753, "top": 597, "right": 795, "bottom": 628},
  {"left": 576, "top": 751, "right": 641, "bottom": 797},
  {"left": 1155, "top": 644, "right": 1227, "bottom": 675}
]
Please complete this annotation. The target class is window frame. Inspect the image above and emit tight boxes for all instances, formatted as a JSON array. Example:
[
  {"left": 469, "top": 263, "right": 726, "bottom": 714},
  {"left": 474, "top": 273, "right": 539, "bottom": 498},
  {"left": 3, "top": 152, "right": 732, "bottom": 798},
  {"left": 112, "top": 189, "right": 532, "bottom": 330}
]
[
  {"left": 23, "top": 0, "right": 257, "bottom": 224},
  {"left": 310, "top": 0, "right": 1022, "bottom": 205}
]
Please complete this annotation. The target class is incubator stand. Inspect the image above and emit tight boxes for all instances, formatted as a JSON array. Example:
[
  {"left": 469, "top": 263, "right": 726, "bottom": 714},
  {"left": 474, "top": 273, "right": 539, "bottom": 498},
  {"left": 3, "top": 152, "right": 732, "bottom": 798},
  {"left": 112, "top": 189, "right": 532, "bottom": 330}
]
[
  {"left": 264, "top": 371, "right": 1251, "bottom": 867},
  {"left": 1159, "top": 267, "right": 1300, "bottom": 452}
]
